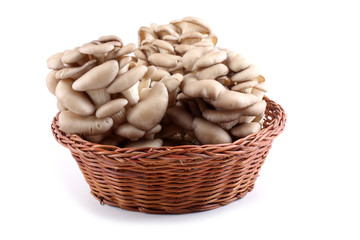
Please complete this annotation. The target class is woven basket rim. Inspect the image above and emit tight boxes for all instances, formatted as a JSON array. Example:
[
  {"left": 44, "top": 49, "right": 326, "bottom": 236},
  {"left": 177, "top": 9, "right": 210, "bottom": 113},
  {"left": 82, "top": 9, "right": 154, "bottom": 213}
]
[{"left": 51, "top": 96, "right": 286, "bottom": 155}]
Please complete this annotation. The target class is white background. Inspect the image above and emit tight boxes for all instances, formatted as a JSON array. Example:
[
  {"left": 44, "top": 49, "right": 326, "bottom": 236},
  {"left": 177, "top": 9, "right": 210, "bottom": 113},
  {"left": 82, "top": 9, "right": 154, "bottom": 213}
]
[{"left": 1, "top": 0, "right": 359, "bottom": 239}]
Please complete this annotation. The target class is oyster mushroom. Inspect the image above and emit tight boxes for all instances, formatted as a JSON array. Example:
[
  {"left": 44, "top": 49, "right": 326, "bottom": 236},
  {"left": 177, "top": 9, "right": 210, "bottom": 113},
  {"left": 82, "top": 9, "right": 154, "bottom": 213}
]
[
  {"left": 148, "top": 53, "right": 182, "bottom": 69},
  {"left": 55, "top": 59, "right": 97, "bottom": 80},
  {"left": 201, "top": 100, "right": 266, "bottom": 123},
  {"left": 152, "top": 39, "right": 175, "bottom": 54},
  {"left": 62, "top": 47, "right": 86, "bottom": 65},
  {"left": 47, "top": 52, "right": 65, "bottom": 70},
  {"left": 231, "top": 122, "right": 261, "bottom": 138},
  {"left": 72, "top": 60, "right": 119, "bottom": 108},
  {"left": 79, "top": 42, "right": 114, "bottom": 63},
  {"left": 55, "top": 79, "right": 95, "bottom": 116},
  {"left": 106, "top": 43, "right": 136, "bottom": 60},
  {"left": 196, "top": 63, "right": 229, "bottom": 80},
  {"left": 46, "top": 70, "right": 60, "bottom": 95},
  {"left": 106, "top": 65, "right": 148, "bottom": 105},
  {"left": 231, "top": 64, "right": 259, "bottom": 82},
  {"left": 160, "top": 73, "right": 183, "bottom": 106},
  {"left": 192, "top": 117, "right": 232, "bottom": 144},
  {"left": 95, "top": 98, "right": 128, "bottom": 126},
  {"left": 126, "top": 82, "right": 168, "bottom": 131},
  {"left": 166, "top": 106, "right": 194, "bottom": 131},
  {"left": 115, "top": 123, "right": 145, "bottom": 141},
  {"left": 171, "top": 17, "right": 211, "bottom": 35},
  {"left": 58, "top": 110, "right": 113, "bottom": 136}
]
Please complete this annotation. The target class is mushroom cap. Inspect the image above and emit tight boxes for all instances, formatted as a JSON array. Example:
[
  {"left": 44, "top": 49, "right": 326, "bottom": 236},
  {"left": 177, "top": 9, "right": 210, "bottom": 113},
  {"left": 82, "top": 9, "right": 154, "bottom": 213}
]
[
  {"left": 47, "top": 52, "right": 65, "bottom": 70},
  {"left": 126, "top": 82, "right": 169, "bottom": 131},
  {"left": 115, "top": 123, "right": 145, "bottom": 141},
  {"left": 174, "top": 44, "right": 195, "bottom": 55},
  {"left": 59, "top": 110, "right": 113, "bottom": 136},
  {"left": 193, "top": 48, "right": 227, "bottom": 70},
  {"left": 125, "top": 138, "right": 163, "bottom": 148},
  {"left": 182, "top": 47, "right": 212, "bottom": 71},
  {"left": 138, "top": 26, "right": 157, "bottom": 46},
  {"left": 182, "top": 77, "right": 224, "bottom": 100},
  {"left": 231, "top": 65, "right": 259, "bottom": 82},
  {"left": 231, "top": 79, "right": 259, "bottom": 92},
  {"left": 231, "top": 122, "right": 261, "bottom": 138},
  {"left": 152, "top": 39, "right": 174, "bottom": 53},
  {"left": 79, "top": 42, "right": 114, "bottom": 54},
  {"left": 62, "top": 47, "right": 85, "bottom": 64},
  {"left": 171, "top": 17, "right": 211, "bottom": 34},
  {"left": 57, "top": 101, "right": 67, "bottom": 112},
  {"left": 210, "top": 89, "right": 259, "bottom": 110},
  {"left": 202, "top": 100, "right": 267, "bottom": 123},
  {"left": 139, "top": 87, "right": 152, "bottom": 100},
  {"left": 196, "top": 63, "right": 229, "bottom": 80},
  {"left": 179, "top": 31, "right": 203, "bottom": 41},
  {"left": 166, "top": 106, "right": 194, "bottom": 131},
  {"left": 145, "top": 124, "right": 162, "bottom": 136},
  {"left": 72, "top": 60, "right": 119, "bottom": 91},
  {"left": 106, "top": 65, "right": 147, "bottom": 94},
  {"left": 55, "top": 59, "right": 97, "bottom": 80},
  {"left": 98, "top": 35, "right": 124, "bottom": 46},
  {"left": 118, "top": 56, "right": 133, "bottom": 70},
  {"left": 192, "top": 117, "right": 232, "bottom": 144},
  {"left": 160, "top": 75, "right": 183, "bottom": 93},
  {"left": 142, "top": 65, "right": 157, "bottom": 81},
  {"left": 55, "top": 79, "right": 95, "bottom": 116},
  {"left": 148, "top": 53, "right": 182, "bottom": 68},
  {"left": 254, "top": 81, "right": 268, "bottom": 92},
  {"left": 46, "top": 70, "right": 60, "bottom": 95},
  {"left": 95, "top": 98, "right": 128, "bottom": 118},
  {"left": 107, "top": 43, "right": 136, "bottom": 59},
  {"left": 226, "top": 52, "right": 251, "bottom": 72},
  {"left": 154, "top": 24, "right": 180, "bottom": 37},
  {"left": 151, "top": 68, "right": 170, "bottom": 81}
]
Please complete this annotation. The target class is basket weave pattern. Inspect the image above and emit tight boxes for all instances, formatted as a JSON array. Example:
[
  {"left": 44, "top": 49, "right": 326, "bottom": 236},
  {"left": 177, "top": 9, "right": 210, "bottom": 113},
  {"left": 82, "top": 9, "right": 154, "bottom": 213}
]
[{"left": 51, "top": 96, "right": 286, "bottom": 214}]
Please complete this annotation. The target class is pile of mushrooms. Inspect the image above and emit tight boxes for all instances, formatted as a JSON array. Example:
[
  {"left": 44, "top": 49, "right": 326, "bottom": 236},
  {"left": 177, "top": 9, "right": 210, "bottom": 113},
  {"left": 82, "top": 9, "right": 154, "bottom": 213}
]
[{"left": 46, "top": 17, "right": 267, "bottom": 148}]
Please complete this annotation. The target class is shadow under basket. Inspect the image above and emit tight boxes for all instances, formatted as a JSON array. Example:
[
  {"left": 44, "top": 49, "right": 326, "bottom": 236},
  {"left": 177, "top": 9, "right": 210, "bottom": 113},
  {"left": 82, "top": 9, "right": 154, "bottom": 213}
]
[{"left": 51, "top": 96, "right": 286, "bottom": 214}]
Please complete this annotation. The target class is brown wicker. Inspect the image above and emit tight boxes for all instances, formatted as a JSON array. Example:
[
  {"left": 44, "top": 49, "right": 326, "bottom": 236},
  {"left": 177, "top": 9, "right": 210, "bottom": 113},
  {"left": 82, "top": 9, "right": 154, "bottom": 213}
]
[{"left": 51, "top": 96, "right": 286, "bottom": 214}]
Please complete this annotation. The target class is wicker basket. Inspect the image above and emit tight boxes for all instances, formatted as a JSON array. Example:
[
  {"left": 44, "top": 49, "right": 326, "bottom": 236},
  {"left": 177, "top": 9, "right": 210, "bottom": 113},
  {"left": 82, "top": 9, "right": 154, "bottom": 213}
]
[{"left": 51, "top": 96, "right": 286, "bottom": 214}]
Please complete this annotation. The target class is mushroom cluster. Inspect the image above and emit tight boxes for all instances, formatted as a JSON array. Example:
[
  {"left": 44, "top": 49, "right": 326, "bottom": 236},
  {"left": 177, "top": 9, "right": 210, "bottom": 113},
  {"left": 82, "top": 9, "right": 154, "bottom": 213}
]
[{"left": 47, "top": 17, "right": 267, "bottom": 148}]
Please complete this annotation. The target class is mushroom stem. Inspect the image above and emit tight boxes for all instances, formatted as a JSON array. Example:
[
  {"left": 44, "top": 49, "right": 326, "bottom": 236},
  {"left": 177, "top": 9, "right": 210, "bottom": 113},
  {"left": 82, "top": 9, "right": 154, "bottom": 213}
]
[
  {"left": 86, "top": 88, "right": 111, "bottom": 108},
  {"left": 111, "top": 108, "right": 127, "bottom": 126},
  {"left": 121, "top": 81, "right": 140, "bottom": 106},
  {"left": 93, "top": 53, "right": 107, "bottom": 64}
]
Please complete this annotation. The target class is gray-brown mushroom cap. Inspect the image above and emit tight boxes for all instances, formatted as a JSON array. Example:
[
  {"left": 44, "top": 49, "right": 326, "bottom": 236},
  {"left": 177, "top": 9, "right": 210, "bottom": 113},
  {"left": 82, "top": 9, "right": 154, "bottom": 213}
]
[
  {"left": 47, "top": 52, "right": 65, "bottom": 70},
  {"left": 231, "top": 122, "right": 261, "bottom": 138},
  {"left": 72, "top": 60, "right": 119, "bottom": 91},
  {"left": 59, "top": 110, "right": 113, "bottom": 136},
  {"left": 192, "top": 117, "right": 232, "bottom": 144},
  {"left": 126, "top": 82, "right": 169, "bottom": 131},
  {"left": 55, "top": 59, "right": 97, "bottom": 80},
  {"left": 210, "top": 90, "right": 259, "bottom": 110},
  {"left": 166, "top": 106, "right": 194, "bottom": 131},
  {"left": 95, "top": 98, "right": 128, "bottom": 118},
  {"left": 46, "top": 70, "right": 60, "bottom": 95},
  {"left": 148, "top": 53, "right": 182, "bottom": 68},
  {"left": 171, "top": 17, "right": 212, "bottom": 34},
  {"left": 106, "top": 65, "right": 147, "bottom": 94},
  {"left": 62, "top": 47, "right": 85, "bottom": 64},
  {"left": 115, "top": 123, "right": 145, "bottom": 141},
  {"left": 202, "top": 100, "right": 267, "bottom": 123},
  {"left": 55, "top": 79, "right": 95, "bottom": 116},
  {"left": 79, "top": 42, "right": 115, "bottom": 54}
]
